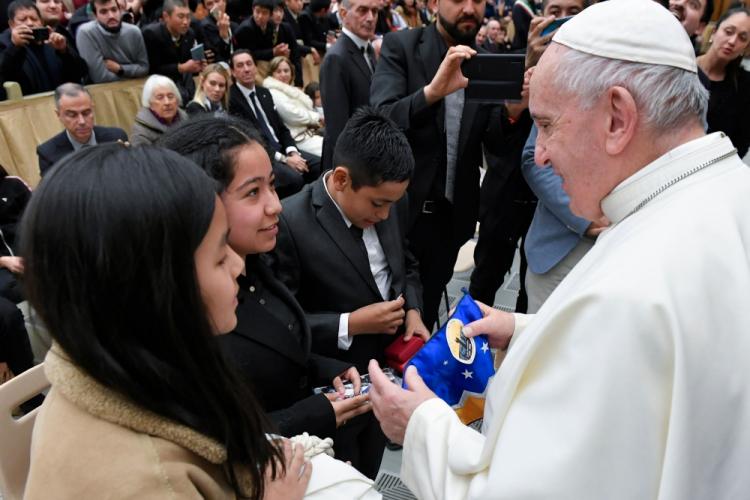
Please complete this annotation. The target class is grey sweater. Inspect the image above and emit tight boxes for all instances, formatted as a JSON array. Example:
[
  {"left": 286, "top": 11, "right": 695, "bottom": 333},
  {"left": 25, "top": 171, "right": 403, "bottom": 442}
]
[{"left": 76, "top": 21, "right": 148, "bottom": 83}]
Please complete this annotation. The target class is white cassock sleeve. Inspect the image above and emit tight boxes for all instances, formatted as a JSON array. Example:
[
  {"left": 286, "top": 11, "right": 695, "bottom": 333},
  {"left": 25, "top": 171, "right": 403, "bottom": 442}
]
[{"left": 399, "top": 291, "right": 676, "bottom": 500}]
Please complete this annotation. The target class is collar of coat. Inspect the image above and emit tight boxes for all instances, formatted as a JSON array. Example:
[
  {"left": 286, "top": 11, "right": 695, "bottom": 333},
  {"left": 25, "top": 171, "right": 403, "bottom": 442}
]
[{"left": 44, "top": 346, "right": 228, "bottom": 464}]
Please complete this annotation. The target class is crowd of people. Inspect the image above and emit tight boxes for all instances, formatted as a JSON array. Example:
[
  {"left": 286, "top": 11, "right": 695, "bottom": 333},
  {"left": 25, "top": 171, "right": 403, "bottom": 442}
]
[{"left": 1, "top": 0, "right": 750, "bottom": 497}]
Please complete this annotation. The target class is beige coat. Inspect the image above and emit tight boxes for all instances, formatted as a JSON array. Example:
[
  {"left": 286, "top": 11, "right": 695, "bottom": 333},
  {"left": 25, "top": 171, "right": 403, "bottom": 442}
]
[{"left": 24, "top": 349, "right": 241, "bottom": 499}]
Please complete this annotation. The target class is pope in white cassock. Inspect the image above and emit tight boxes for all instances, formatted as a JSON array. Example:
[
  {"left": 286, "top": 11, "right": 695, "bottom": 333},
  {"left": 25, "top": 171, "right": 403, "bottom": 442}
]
[{"left": 368, "top": 0, "right": 750, "bottom": 498}]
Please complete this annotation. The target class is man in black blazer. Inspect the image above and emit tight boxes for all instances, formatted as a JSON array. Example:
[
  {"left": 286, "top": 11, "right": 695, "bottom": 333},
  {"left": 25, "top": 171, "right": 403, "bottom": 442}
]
[
  {"left": 234, "top": 0, "right": 298, "bottom": 70},
  {"left": 370, "top": 1, "right": 528, "bottom": 328},
  {"left": 298, "top": 0, "right": 337, "bottom": 56},
  {"left": 141, "top": 0, "right": 205, "bottom": 104},
  {"left": 37, "top": 83, "right": 127, "bottom": 176},
  {"left": 282, "top": 0, "right": 319, "bottom": 86},
  {"left": 273, "top": 108, "right": 428, "bottom": 373},
  {"left": 228, "top": 49, "right": 320, "bottom": 197},
  {"left": 319, "top": 0, "right": 378, "bottom": 171},
  {"left": 197, "top": 0, "right": 238, "bottom": 63}
]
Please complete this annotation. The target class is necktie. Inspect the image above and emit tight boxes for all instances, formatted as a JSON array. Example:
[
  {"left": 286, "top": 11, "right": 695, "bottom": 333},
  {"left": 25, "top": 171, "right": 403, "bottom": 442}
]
[
  {"left": 248, "top": 91, "right": 281, "bottom": 152},
  {"left": 361, "top": 44, "right": 376, "bottom": 74},
  {"left": 349, "top": 224, "right": 369, "bottom": 262}
]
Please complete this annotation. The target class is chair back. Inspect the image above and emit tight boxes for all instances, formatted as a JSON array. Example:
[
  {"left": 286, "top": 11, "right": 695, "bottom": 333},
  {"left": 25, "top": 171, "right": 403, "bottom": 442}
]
[{"left": 0, "top": 364, "right": 49, "bottom": 500}]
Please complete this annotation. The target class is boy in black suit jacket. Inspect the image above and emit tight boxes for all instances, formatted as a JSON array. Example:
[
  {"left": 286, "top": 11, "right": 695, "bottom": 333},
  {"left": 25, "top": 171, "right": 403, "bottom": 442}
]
[{"left": 274, "top": 107, "right": 429, "bottom": 374}]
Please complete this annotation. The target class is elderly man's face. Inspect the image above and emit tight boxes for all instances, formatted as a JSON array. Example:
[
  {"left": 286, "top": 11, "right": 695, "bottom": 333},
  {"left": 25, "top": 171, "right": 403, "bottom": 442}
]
[
  {"left": 56, "top": 92, "right": 95, "bottom": 144},
  {"left": 530, "top": 45, "right": 609, "bottom": 219},
  {"left": 669, "top": 0, "right": 706, "bottom": 35}
]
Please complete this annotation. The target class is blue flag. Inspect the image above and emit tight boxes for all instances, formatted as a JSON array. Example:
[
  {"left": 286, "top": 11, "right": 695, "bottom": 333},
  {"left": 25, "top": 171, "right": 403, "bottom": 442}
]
[{"left": 404, "top": 292, "right": 494, "bottom": 423}]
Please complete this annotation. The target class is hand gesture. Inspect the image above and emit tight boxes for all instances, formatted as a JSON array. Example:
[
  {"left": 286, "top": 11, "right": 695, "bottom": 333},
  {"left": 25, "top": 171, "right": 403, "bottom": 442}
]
[
  {"left": 326, "top": 393, "right": 372, "bottom": 427},
  {"left": 462, "top": 300, "right": 515, "bottom": 350},
  {"left": 285, "top": 152, "right": 308, "bottom": 173},
  {"left": 263, "top": 440, "right": 311, "bottom": 500},
  {"left": 0, "top": 256, "right": 24, "bottom": 274},
  {"left": 273, "top": 43, "right": 290, "bottom": 57},
  {"left": 332, "top": 366, "right": 361, "bottom": 396},
  {"left": 311, "top": 47, "right": 321, "bottom": 65},
  {"left": 104, "top": 58, "right": 122, "bottom": 74},
  {"left": 424, "top": 44, "right": 475, "bottom": 105},
  {"left": 403, "top": 309, "right": 430, "bottom": 342},
  {"left": 48, "top": 30, "right": 67, "bottom": 52},
  {"left": 525, "top": 16, "right": 554, "bottom": 69},
  {"left": 179, "top": 58, "right": 203, "bottom": 74},
  {"left": 349, "top": 295, "right": 406, "bottom": 335},
  {"left": 368, "top": 361, "right": 436, "bottom": 444},
  {"left": 218, "top": 12, "right": 231, "bottom": 39},
  {"left": 10, "top": 24, "right": 33, "bottom": 47}
]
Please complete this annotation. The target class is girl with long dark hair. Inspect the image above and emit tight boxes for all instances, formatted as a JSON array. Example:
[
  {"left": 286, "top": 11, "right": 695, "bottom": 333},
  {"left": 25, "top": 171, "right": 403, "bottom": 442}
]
[{"left": 21, "top": 144, "right": 311, "bottom": 499}]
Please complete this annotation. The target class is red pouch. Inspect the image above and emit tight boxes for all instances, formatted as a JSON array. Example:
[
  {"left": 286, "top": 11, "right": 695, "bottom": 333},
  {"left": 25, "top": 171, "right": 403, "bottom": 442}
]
[{"left": 384, "top": 335, "right": 425, "bottom": 374}]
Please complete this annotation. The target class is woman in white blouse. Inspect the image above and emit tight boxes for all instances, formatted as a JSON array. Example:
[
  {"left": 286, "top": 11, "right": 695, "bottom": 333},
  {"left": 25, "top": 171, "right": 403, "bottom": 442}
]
[{"left": 263, "top": 57, "right": 324, "bottom": 157}]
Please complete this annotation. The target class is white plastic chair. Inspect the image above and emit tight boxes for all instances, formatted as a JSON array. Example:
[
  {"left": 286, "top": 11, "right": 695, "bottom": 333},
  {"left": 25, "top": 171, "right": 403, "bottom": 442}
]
[{"left": 0, "top": 364, "right": 49, "bottom": 500}]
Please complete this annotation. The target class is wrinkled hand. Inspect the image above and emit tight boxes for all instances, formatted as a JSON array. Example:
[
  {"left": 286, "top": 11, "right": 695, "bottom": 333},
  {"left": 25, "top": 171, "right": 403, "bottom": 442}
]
[
  {"left": 0, "top": 362, "right": 12, "bottom": 384},
  {"left": 104, "top": 58, "right": 121, "bottom": 74},
  {"left": 263, "top": 440, "right": 311, "bottom": 500},
  {"left": 349, "top": 295, "right": 406, "bottom": 335},
  {"left": 0, "top": 256, "right": 24, "bottom": 274},
  {"left": 48, "top": 31, "right": 67, "bottom": 52},
  {"left": 463, "top": 300, "right": 515, "bottom": 350},
  {"left": 326, "top": 392, "right": 372, "bottom": 427},
  {"left": 424, "top": 44, "right": 475, "bottom": 105},
  {"left": 585, "top": 215, "right": 610, "bottom": 237},
  {"left": 403, "top": 309, "right": 430, "bottom": 342},
  {"left": 368, "top": 361, "right": 436, "bottom": 444},
  {"left": 525, "top": 16, "right": 554, "bottom": 69},
  {"left": 285, "top": 152, "right": 309, "bottom": 173},
  {"left": 10, "top": 25, "right": 33, "bottom": 47}
]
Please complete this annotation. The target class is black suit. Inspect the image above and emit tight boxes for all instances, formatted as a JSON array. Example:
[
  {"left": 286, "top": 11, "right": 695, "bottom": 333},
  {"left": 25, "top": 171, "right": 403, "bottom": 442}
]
[
  {"left": 273, "top": 177, "right": 423, "bottom": 372},
  {"left": 219, "top": 255, "right": 347, "bottom": 438},
  {"left": 370, "top": 24, "right": 508, "bottom": 327},
  {"left": 228, "top": 83, "right": 320, "bottom": 196},
  {"left": 141, "top": 22, "right": 199, "bottom": 103},
  {"left": 234, "top": 18, "right": 298, "bottom": 66},
  {"left": 198, "top": 15, "right": 238, "bottom": 63},
  {"left": 320, "top": 33, "right": 373, "bottom": 171},
  {"left": 221, "top": 254, "right": 384, "bottom": 479},
  {"left": 36, "top": 126, "right": 128, "bottom": 176},
  {"left": 298, "top": 7, "right": 337, "bottom": 55}
]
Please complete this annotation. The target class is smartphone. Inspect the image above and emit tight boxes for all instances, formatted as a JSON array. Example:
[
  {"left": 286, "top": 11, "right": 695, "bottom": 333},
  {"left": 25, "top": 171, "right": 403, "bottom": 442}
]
[
  {"left": 32, "top": 27, "right": 49, "bottom": 42},
  {"left": 190, "top": 43, "right": 205, "bottom": 61},
  {"left": 461, "top": 53, "right": 525, "bottom": 103},
  {"left": 540, "top": 15, "right": 573, "bottom": 37},
  {"left": 313, "top": 368, "right": 401, "bottom": 400}
]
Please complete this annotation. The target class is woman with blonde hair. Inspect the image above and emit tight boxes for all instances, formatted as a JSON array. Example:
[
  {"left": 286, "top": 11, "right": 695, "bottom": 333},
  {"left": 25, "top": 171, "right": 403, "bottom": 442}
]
[
  {"left": 186, "top": 63, "right": 233, "bottom": 116},
  {"left": 262, "top": 56, "right": 324, "bottom": 157}
]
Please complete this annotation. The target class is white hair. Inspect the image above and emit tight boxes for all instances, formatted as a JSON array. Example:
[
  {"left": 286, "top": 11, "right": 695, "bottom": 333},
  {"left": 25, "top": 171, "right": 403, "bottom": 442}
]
[
  {"left": 551, "top": 46, "right": 708, "bottom": 131},
  {"left": 141, "top": 75, "right": 183, "bottom": 107}
]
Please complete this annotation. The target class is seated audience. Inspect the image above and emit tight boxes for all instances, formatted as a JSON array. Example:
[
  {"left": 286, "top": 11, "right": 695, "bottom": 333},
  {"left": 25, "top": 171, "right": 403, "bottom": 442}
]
[
  {"left": 274, "top": 107, "right": 428, "bottom": 376},
  {"left": 263, "top": 55, "right": 323, "bottom": 157},
  {"left": 375, "top": 0, "right": 406, "bottom": 33},
  {"left": 185, "top": 62, "right": 231, "bottom": 115},
  {"left": 395, "top": 0, "right": 426, "bottom": 28},
  {"left": 699, "top": 6, "right": 750, "bottom": 157},
  {"left": 141, "top": 0, "right": 205, "bottom": 103},
  {"left": 0, "top": 0, "right": 86, "bottom": 96},
  {"left": 197, "top": 0, "right": 237, "bottom": 63},
  {"left": 283, "top": 0, "right": 320, "bottom": 86},
  {"left": 75, "top": 0, "right": 148, "bottom": 83},
  {"left": 131, "top": 74, "right": 187, "bottom": 145},
  {"left": 159, "top": 114, "right": 386, "bottom": 479},
  {"left": 304, "top": 80, "right": 323, "bottom": 117},
  {"left": 234, "top": 0, "right": 298, "bottom": 80},
  {"left": 298, "top": 0, "right": 337, "bottom": 56},
  {"left": 21, "top": 143, "right": 313, "bottom": 499},
  {"left": 228, "top": 50, "right": 320, "bottom": 197},
  {"left": 37, "top": 83, "right": 128, "bottom": 176},
  {"left": 669, "top": 0, "right": 712, "bottom": 53}
]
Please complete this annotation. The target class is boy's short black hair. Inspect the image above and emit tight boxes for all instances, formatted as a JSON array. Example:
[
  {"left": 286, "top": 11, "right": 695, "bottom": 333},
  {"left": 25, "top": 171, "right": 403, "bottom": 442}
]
[
  {"left": 309, "top": 0, "right": 330, "bottom": 13},
  {"left": 333, "top": 106, "right": 414, "bottom": 190},
  {"left": 253, "top": 0, "right": 276, "bottom": 12}
]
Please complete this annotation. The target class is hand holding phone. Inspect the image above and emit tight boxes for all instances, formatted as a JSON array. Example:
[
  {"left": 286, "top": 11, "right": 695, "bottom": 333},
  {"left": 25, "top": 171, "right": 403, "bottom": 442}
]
[
  {"left": 32, "top": 27, "right": 49, "bottom": 43},
  {"left": 540, "top": 15, "right": 573, "bottom": 37},
  {"left": 190, "top": 43, "right": 205, "bottom": 61}
]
